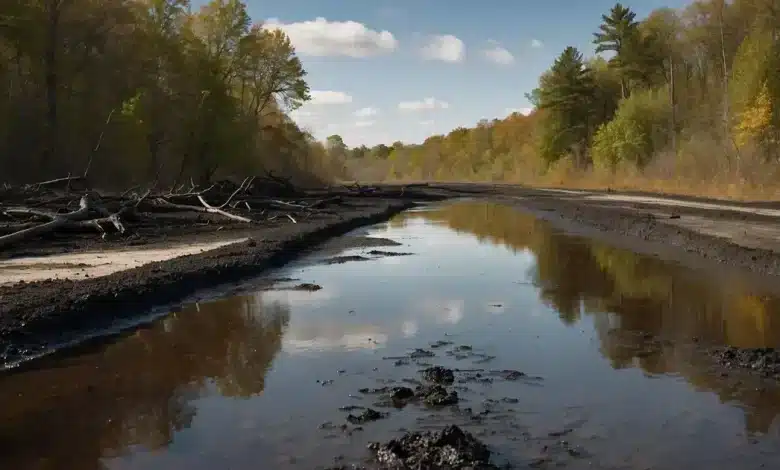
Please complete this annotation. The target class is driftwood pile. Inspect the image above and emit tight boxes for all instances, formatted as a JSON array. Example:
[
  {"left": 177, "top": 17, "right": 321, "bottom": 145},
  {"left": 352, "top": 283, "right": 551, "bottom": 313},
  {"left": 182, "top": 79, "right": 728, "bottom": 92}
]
[{"left": 0, "top": 174, "right": 400, "bottom": 251}]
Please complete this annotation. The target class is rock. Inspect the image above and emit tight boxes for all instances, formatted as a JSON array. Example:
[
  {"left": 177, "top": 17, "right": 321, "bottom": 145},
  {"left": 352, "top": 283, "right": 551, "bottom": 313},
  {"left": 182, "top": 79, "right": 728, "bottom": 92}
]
[
  {"left": 390, "top": 386, "right": 415, "bottom": 401},
  {"left": 346, "top": 408, "right": 386, "bottom": 424},
  {"left": 421, "top": 365, "right": 455, "bottom": 384},
  {"left": 712, "top": 347, "right": 780, "bottom": 376},
  {"left": 409, "top": 348, "right": 435, "bottom": 358},
  {"left": 368, "top": 425, "right": 498, "bottom": 469},
  {"left": 415, "top": 384, "right": 459, "bottom": 406},
  {"left": 501, "top": 370, "right": 526, "bottom": 381},
  {"left": 293, "top": 283, "right": 322, "bottom": 291}
]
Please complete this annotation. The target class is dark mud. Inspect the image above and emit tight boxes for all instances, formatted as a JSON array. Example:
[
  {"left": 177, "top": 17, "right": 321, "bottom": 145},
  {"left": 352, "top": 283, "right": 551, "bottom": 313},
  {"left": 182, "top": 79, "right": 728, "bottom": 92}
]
[
  {"left": 7, "top": 182, "right": 780, "bottom": 375},
  {"left": 368, "top": 425, "right": 499, "bottom": 469},
  {"left": 712, "top": 346, "right": 780, "bottom": 378},
  {"left": 0, "top": 197, "right": 439, "bottom": 364}
]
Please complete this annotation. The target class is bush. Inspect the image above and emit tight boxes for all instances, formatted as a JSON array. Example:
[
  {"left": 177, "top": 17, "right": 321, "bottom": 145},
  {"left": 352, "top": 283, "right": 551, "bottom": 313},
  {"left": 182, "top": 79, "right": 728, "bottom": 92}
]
[{"left": 591, "top": 87, "right": 671, "bottom": 171}]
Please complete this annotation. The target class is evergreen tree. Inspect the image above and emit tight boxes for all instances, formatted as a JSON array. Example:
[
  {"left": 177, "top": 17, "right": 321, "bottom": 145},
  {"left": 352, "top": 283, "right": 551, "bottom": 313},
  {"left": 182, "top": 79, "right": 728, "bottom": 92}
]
[
  {"left": 536, "top": 47, "right": 595, "bottom": 165},
  {"left": 593, "top": 3, "right": 641, "bottom": 98}
]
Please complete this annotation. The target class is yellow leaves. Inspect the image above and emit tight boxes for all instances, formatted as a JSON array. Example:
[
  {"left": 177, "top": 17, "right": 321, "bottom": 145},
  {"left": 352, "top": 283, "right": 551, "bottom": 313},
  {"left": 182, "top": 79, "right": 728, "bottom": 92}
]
[
  {"left": 119, "top": 91, "right": 143, "bottom": 118},
  {"left": 734, "top": 81, "right": 773, "bottom": 148}
]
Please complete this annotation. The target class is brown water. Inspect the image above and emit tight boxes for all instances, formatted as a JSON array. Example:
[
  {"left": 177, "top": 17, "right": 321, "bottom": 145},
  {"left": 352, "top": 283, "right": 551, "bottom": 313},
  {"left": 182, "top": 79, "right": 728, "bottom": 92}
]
[{"left": 3, "top": 201, "right": 780, "bottom": 469}]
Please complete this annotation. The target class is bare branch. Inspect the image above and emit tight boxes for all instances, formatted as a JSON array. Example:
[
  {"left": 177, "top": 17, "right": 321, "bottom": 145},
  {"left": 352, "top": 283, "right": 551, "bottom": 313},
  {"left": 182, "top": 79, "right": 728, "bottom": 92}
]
[{"left": 0, "top": 195, "right": 93, "bottom": 249}]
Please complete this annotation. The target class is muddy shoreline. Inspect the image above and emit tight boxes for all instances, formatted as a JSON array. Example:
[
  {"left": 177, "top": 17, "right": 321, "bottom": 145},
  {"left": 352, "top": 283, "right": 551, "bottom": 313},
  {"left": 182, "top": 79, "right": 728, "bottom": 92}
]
[
  {"left": 0, "top": 197, "right": 428, "bottom": 352},
  {"left": 5, "top": 189, "right": 780, "bottom": 468},
  {"left": 5, "top": 182, "right": 780, "bottom": 371}
]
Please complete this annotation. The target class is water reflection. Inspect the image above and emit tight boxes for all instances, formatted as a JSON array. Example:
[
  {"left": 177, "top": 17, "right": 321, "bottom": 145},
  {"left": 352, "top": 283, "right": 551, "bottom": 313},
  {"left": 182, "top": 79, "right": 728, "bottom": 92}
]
[
  {"left": 401, "top": 202, "right": 780, "bottom": 347},
  {"left": 402, "top": 202, "right": 780, "bottom": 434},
  {"left": 4, "top": 201, "right": 780, "bottom": 469},
  {"left": 0, "top": 295, "right": 288, "bottom": 470}
]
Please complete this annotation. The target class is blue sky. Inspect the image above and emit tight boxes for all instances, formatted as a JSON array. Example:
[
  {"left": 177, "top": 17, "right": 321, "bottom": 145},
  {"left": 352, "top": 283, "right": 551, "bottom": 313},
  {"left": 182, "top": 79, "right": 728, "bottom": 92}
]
[{"left": 196, "top": 0, "right": 693, "bottom": 147}]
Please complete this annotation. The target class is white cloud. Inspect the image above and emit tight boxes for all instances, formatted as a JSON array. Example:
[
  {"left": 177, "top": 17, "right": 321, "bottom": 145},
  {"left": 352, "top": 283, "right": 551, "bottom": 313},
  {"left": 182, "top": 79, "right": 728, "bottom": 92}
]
[
  {"left": 401, "top": 320, "right": 418, "bottom": 338},
  {"left": 419, "top": 120, "right": 434, "bottom": 126},
  {"left": 283, "top": 323, "right": 388, "bottom": 352},
  {"left": 263, "top": 17, "right": 398, "bottom": 58},
  {"left": 398, "top": 97, "right": 449, "bottom": 112},
  {"left": 483, "top": 41, "right": 514, "bottom": 65},
  {"left": 309, "top": 90, "right": 353, "bottom": 105},
  {"left": 506, "top": 107, "right": 534, "bottom": 116},
  {"left": 291, "top": 109, "right": 315, "bottom": 118},
  {"left": 355, "top": 120, "right": 375, "bottom": 127},
  {"left": 354, "top": 107, "right": 378, "bottom": 117},
  {"left": 531, "top": 39, "right": 544, "bottom": 48},
  {"left": 420, "top": 34, "right": 465, "bottom": 63},
  {"left": 415, "top": 298, "right": 465, "bottom": 325},
  {"left": 260, "top": 287, "right": 338, "bottom": 309}
]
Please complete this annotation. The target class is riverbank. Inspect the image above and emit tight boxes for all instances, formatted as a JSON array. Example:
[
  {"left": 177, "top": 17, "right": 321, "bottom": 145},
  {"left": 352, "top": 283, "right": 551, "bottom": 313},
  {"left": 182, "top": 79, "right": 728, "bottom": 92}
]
[
  {"left": 5, "top": 182, "right": 780, "bottom": 373},
  {"left": 0, "top": 185, "right": 455, "bottom": 359}
]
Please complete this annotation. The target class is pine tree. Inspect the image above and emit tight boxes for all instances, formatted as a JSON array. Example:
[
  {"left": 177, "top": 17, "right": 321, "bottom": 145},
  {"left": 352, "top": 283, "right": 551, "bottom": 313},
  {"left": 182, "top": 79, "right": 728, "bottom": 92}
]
[
  {"left": 536, "top": 47, "right": 595, "bottom": 165},
  {"left": 593, "top": 3, "right": 640, "bottom": 98}
]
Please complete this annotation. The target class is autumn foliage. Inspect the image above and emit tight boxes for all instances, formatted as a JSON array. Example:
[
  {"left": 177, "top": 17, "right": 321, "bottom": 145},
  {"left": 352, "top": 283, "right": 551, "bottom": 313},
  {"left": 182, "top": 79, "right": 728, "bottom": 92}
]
[
  {"left": 346, "top": 0, "right": 780, "bottom": 198},
  {"left": 0, "top": 0, "right": 344, "bottom": 188}
]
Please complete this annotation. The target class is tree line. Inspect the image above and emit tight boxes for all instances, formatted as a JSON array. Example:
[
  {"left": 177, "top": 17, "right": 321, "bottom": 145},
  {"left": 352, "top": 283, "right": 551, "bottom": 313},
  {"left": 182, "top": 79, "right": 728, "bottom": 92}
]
[
  {"left": 0, "top": 0, "right": 344, "bottom": 188},
  {"left": 344, "top": 0, "right": 780, "bottom": 192}
]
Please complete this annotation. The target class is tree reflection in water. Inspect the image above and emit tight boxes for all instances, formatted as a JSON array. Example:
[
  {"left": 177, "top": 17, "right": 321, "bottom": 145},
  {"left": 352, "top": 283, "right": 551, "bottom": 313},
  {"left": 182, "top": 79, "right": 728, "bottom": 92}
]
[
  {"left": 0, "top": 293, "right": 289, "bottom": 470},
  {"left": 404, "top": 201, "right": 780, "bottom": 434}
]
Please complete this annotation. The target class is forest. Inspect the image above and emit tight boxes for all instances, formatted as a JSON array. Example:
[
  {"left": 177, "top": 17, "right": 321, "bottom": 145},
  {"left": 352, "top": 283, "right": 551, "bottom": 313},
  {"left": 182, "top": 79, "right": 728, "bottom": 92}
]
[
  {"left": 344, "top": 0, "right": 780, "bottom": 197},
  {"left": 0, "top": 0, "right": 345, "bottom": 188}
]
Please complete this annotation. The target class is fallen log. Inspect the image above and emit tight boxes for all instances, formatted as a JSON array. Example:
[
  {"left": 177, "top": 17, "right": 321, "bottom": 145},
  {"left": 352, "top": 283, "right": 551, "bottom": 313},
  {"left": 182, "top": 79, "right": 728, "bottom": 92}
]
[
  {"left": 0, "top": 195, "right": 93, "bottom": 249},
  {"left": 153, "top": 198, "right": 253, "bottom": 223}
]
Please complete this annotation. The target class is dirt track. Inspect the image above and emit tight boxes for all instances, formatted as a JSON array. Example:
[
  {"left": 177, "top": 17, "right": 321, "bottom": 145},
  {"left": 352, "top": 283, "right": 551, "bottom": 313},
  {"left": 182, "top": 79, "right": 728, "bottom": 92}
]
[{"left": 4, "top": 182, "right": 780, "bottom": 365}]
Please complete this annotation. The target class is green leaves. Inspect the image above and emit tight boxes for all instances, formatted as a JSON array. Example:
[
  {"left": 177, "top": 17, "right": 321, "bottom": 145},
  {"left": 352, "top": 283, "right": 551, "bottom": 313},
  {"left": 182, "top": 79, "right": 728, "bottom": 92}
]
[
  {"left": 0, "top": 0, "right": 339, "bottom": 186},
  {"left": 535, "top": 47, "right": 597, "bottom": 163},
  {"left": 593, "top": 3, "right": 638, "bottom": 55}
]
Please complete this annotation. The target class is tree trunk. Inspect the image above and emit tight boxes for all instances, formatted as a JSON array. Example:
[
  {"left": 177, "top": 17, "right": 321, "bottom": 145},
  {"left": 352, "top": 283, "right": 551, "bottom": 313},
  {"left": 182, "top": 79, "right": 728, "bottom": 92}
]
[
  {"left": 669, "top": 55, "right": 678, "bottom": 154},
  {"left": 718, "top": 0, "right": 730, "bottom": 127},
  {"left": 43, "top": 0, "right": 61, "bottom": 169}
]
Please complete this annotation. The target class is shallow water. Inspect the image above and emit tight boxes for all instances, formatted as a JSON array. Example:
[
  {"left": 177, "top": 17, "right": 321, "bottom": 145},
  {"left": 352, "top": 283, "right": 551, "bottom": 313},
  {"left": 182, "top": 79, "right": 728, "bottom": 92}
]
[{"left": 3, "top": 201, "right": 780, "bottom": 469}]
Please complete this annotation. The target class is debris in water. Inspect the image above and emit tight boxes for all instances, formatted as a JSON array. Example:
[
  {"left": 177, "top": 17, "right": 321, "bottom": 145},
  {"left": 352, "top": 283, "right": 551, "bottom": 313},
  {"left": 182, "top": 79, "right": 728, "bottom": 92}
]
[
  {"left": 346, "top": 408, "right": 386, "bottom": 424},
  {"left": 390, "top": 386, "right": 415, "bottom": 401},
  {"left": 421, "top": 365, "right": 455, "bottom": 384},
  {"left": 321, "top": 255, "right": 370, "bottom": 265},
  {"left": 415, "top": 384, "right": 459, "bottom": 406},
  {"left": 409, "top": 348, "right": 435, "bottom": 359},
  {"left": 293, "top": 283, "right": 322, "bottom": 291},
  {"left": 712, "top": 346, "right": 780, "bottom": 376},
  {"left": 368, "top": 425, "right": 498, "bottom": 469},
  {"left": 367, "top": 250, "right": 413, "bottom": 257}
]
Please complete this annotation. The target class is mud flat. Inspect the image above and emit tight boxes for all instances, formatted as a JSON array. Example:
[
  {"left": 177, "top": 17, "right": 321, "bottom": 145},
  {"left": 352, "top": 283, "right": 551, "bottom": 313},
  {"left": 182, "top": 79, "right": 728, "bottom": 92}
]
[
  {"left": 7, "top": 181, "right": 780, "bottom": 374},
  {"left": 0, "top": 182, "right": 455, "bottom": 360}
]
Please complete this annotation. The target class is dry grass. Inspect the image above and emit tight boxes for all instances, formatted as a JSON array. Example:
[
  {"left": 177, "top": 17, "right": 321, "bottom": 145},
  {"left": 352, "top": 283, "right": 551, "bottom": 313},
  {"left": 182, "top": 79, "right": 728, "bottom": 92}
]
[
  {"left": 526, "top": 138, "right": 780, "bottom": 201},
  {"left": 378, "top": 136, "right": 780, "bottom": 202}
]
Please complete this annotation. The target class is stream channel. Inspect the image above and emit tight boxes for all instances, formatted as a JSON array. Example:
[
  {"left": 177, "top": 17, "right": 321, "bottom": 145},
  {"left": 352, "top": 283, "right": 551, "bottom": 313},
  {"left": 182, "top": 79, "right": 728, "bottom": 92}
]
[{"left": 3, "top": 200, "right": 780, "bottom": 469}]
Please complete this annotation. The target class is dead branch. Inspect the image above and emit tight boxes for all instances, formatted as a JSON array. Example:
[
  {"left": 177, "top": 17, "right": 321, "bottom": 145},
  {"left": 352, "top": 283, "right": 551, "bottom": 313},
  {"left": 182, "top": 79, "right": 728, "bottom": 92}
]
[
  {"left": 217, "top": 176, "right": 255, "bottom": 209},
  {"left": 29, "top": 175, "right": 85, "bottom": 189},
  {"left": 0, "top": 195, "right": 93, "bottom": 249},
  {"left": 153, "top": 197, "right": 253, "bottom": 223},
  {"left": 82, "top": 108, "right": 115, "bottom": 179}
]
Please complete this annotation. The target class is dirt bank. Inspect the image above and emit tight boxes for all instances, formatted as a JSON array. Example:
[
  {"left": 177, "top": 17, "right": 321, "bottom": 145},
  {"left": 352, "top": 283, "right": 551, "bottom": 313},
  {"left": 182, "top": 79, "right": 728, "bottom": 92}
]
[
  {"left": 6, "top": 181, "right": 780, "bottom": 367},
  {"left": 0, "top": 185, "right": 456, "bottom": 359},
  {"left": 425, "top": 183, "right": 780, "bottom": 280}
]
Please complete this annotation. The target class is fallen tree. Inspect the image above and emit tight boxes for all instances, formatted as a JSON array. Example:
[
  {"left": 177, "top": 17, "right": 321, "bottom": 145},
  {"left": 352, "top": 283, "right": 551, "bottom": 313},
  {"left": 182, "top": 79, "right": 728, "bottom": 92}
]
[{"left": 0, "top": 174, "right": 423, "bottom": 251}]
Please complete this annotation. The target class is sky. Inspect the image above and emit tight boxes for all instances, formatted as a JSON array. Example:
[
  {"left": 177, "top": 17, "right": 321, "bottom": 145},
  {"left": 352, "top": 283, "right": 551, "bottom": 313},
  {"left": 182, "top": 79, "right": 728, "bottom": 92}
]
[{"left": 195, "top": 0, "right": 693, "bottom": 147}]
